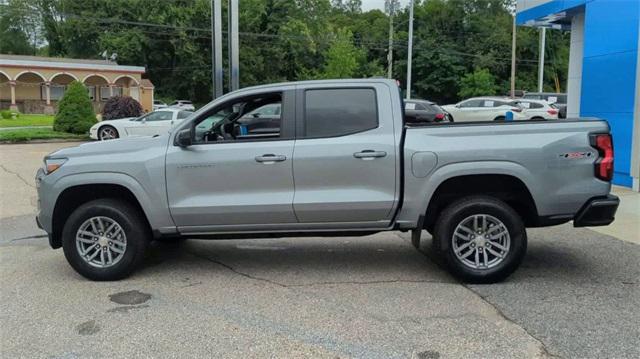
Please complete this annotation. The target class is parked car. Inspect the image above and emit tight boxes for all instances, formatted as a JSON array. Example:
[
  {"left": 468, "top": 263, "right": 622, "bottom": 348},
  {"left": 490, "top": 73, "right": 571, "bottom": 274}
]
[
  {"left": 153, "top": 100, "right": 167, "bottom": 110},
  {"left": 523, "top": 92, "right": 567, "bottom": 118},
  {"left": 37, "top": 79, "right": 618, "bottom": 283},
  {"left": 509, "top": 99, "right": 559, "bottom": 120},
  {"left": 404, "top": 99, "right": 450, "bottom": 123},
  {"left": 441, "top": 97, "right": 526, "bottom": 122},
  {"left": 89, "top": 108, "right": 193, "bottom": 140},
  {"left": 169, "top": 100, "right": 195, "bottom": 111}
]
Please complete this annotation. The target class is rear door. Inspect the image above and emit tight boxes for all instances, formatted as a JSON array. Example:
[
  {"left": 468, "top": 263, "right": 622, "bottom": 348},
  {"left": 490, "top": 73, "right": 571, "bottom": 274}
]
[
  {"left": 292, "top": 84, "right": 398, "bottom": 227},
  {"left": 456, "top": 99, "right": 484, "bottom": 122}
]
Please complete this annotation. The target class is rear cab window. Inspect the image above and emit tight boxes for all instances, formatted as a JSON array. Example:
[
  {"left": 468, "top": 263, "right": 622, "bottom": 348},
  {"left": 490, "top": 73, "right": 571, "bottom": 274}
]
[{"left": 303, "top": 88, "right": 378, "bottom": 138}]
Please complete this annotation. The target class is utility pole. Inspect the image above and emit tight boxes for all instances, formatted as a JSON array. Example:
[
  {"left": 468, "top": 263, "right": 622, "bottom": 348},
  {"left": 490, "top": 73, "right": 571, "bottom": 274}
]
[
  {"left": 537, "top": 27, "right": 546, "bottom": 92},
  {"left": 228, "top": 0, "right": 239, "bottom": 92},
  {"left": 406, "top": 0, "right": 414, "bottom": 99},
  {"left": 211, "top": 0, "right": 223, "bottom": 98},
  {"left": 510, "top": 14, "right": 517, "bottom": 98},
  {"left": 385, "top": 0, "right": 397, "bottom": 79}
]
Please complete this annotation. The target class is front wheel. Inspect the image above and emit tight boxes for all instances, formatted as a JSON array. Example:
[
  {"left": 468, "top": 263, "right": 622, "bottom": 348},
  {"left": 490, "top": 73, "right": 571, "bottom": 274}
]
[
  {"left": 434, "top": 196, "right": 527, "bottom": 283},
  {"left": 99, "top": 125, "right": 119, "bottom": 140},
  {"left": 62, "top": 199, "right": 149, "bottom": 281}
]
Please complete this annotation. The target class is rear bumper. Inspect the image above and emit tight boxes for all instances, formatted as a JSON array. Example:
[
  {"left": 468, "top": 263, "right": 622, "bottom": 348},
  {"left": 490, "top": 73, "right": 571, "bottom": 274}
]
[{"left": 573, "top": 195, "right": 619, "bottom": 227}]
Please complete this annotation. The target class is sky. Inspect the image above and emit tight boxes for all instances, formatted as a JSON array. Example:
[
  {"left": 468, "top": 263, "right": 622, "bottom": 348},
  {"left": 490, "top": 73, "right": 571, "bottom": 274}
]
[{"left": 361, "top": 0, "right": 410, "bottom": 12}]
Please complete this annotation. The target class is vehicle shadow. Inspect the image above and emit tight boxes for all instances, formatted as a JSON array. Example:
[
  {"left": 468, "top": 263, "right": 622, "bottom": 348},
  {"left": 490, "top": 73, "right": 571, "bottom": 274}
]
[{"left": 138, "top": 233, "right": 456, "bottom": 286}]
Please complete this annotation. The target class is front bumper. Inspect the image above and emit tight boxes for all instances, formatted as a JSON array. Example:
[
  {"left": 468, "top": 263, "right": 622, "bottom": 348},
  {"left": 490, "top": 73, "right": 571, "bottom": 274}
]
[
  {"left": 573, "top": 195, "right": 619, "bottom": 227},
  {"left": 89, "top": 126, "right": 99, "bottom": 140}
]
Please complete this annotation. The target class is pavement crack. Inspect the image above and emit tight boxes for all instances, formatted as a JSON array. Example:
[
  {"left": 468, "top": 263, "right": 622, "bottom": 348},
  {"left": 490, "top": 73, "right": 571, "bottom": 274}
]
[
  {"left": 287, "top": 279, "right": 450, "bottom": 287},
  {"left": 187, "top": 251, "right": 288, "bottom": 287},
  {"left": 0, "top": 164, "right": 36, "bottom": 189},
  {"left": 10, "top": 234, "right": 48, "bottom": 242},
  {"left": 463, "top": 285, "right": 562, "bottom": 359},
  {"left": 188, "top": 251, "right": 451, "bottom": 289}
]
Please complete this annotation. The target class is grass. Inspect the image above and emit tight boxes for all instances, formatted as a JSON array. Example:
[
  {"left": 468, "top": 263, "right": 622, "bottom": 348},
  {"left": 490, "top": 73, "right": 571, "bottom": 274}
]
[
  {"left": 0, "top": 114, "right": 55, "bottom": 128},
  {"left": 0, "top": 128, "right": 88, "bottom": 143}
]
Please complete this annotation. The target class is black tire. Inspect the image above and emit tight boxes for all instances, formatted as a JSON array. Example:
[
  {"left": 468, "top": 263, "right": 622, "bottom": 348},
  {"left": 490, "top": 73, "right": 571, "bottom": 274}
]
[
  {"left": 433, "top": 196, "right": 527, "bottom": 283},
  {"left": 62, "top": 199, "right": 149, "bottom": 281},
  {"left": 98, "top": 125, "right": 119, "bottom": 140},
  {"left": 531, "top": 116, "right": 545, "bottom": 120},
  {"left": 494, "top": 116, "right": 506, "bottom": 121}
]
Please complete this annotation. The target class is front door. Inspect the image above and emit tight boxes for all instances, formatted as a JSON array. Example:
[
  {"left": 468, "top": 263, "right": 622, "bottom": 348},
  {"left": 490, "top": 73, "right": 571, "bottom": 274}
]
[
  {"left": 165, "top": 90, "right": 297, "bottom": 232},
  {"left": 292, "top": 86, "right": 397, "bottom": 226}
]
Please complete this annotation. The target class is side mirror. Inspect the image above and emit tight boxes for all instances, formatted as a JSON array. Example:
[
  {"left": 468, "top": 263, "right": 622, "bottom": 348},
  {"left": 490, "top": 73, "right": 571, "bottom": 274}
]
[
  {"left": 141, "top": 117, "right": 147, "bottom": 123},
  {"left": 176, "top": 128, "right": 192, "bottom": 147}
]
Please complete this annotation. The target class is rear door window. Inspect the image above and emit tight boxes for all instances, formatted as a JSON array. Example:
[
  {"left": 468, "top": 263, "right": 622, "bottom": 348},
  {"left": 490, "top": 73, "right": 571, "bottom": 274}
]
[
  {"left": 303, "top": 88, "right": 378, "bottom": 138},
  {"left": 459, "top": 99, "right": 483, "bottom": 108}
]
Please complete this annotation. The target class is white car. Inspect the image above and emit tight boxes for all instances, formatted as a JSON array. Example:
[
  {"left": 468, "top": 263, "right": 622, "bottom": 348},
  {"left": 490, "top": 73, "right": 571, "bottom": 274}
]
[
  {"left": 90, "top": 108, "right": 193, "bottom": 140},
  {"left": 152, "top": 100, "right": 167, "bottom": 111},
  {"left": 169, "top": 100, "right": 195, "bottom": 111},
  {"left": 508, "top": 99, "right": 559, "bottom": 120},
  {"left": 442, "top": 97, "right": 526, "bottom": 122}
]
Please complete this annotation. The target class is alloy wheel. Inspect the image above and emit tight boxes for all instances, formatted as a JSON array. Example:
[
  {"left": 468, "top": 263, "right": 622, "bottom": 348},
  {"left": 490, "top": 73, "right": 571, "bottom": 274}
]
[
  {"left": 75, "top": 216, "right": 127, "bottom": 268},
  {"left": 99, "top": 127, "right": 117, "bottom": 140},
  {"left": 451, "top": 214, "right": 510, "bottom": 270}
]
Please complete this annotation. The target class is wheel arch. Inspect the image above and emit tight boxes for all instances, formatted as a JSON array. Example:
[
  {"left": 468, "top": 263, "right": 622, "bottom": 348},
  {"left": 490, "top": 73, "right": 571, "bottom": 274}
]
[
  {"left": 423, "top": 173, "right": 539, "bottom": 233},
  {"left": 97, "top": 123, "right": 120, "bottom": 139},
  {"left": 49, "top": 175, "right": 159, "bottom": 248}
]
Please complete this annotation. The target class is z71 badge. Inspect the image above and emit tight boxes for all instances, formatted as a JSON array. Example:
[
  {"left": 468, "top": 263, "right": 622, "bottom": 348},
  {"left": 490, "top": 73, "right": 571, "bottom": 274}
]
[{"left": 559, "top": 152, "right": 592, "bottom": 159}]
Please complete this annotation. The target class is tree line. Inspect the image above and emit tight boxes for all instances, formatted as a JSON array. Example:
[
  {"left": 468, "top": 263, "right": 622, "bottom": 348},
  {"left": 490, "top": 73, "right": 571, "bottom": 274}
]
[{"left": 0, "top": 0, "right": 570, "bottom": 106}]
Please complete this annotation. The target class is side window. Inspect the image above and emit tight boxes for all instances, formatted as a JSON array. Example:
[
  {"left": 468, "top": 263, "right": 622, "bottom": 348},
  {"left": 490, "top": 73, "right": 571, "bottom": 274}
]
[
  {"left": 147, "top": 111, "right": 172, "bottom": 121},
  {"left": 529, "top": 102, "right": 543, "bottom": 109},
  {"left": 177, "top": 111, "right": 193, "bottom": 119},
  {"left": 304, "top": 88, "right": 378, "bottom": 138},
  {"left": 482, "top": 100, "right": 496, "bottom": 107},
  {"left": 192, "top": 93, "right": 282, "bottom": 144},
  {"left": 459, "top": 99, "right": 482, "bottom": 108}
]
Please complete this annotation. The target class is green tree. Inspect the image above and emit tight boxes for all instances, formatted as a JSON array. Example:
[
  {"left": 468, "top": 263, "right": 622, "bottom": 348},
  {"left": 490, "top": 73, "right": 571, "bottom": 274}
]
[
  {"left": 458, "top": 68, "right": 498, "bottom": 98},
  {"left": 53, "top": 81, "right": 96, "bottom": 134},
  {"left": 318, "top": 28, "right": 361, "bottom": 79}
]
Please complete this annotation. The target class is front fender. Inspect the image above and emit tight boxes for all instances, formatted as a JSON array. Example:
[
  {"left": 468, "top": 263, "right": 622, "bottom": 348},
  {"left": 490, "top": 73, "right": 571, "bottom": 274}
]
[{"left": 42, "top": 172, "right": 174, "bottom": 233}]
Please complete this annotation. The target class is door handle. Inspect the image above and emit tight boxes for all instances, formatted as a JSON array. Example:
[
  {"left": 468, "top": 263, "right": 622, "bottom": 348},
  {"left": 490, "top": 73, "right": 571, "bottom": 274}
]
[
  {"left": 354, "top": 150, "right": 387, "bottom": 159},
  {"left": 255, "top": 154, "right": 287, "bottom": 163}
]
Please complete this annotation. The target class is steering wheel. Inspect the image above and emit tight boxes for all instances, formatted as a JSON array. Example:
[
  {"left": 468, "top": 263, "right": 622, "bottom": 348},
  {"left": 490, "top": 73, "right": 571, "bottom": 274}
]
[
  {"left": 219, "top": 117, "right": 235, "bottom": 140},
  {"left": 204, "top": 112, "right": 238, "bottom": 141}
]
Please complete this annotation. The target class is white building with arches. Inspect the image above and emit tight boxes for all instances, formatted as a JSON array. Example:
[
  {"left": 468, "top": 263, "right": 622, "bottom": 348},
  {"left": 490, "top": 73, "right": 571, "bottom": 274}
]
[{"left": 0, "top": 54, "right": 154, "bottom": 114}]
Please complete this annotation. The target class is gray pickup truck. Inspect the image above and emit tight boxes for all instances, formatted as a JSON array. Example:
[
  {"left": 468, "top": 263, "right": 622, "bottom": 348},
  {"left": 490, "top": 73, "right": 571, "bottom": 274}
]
[{"left": 36, "top": 79, "right": 619, "bottom": 283}]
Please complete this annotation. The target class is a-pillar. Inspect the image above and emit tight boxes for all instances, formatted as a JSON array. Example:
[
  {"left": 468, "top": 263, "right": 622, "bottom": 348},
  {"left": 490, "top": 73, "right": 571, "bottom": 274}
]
[
  {"left": 9, "top": 80, "right": 18, "bottom": 111},
  {"left": 43, "top": 81, "right": 55, "bottom": 115}
]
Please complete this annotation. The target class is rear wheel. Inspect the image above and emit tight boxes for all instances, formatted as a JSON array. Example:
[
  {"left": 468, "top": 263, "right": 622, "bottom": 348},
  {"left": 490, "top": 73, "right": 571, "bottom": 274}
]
[
  {"left": 99, "top": 125, "right": 119, "bottom": 140},
  {"left": 434, "top": 196, "right": 527, "bottom": 283},
  {"left": 494, "top": 116, "right": 506, "bottom": 121},
  {"left": 62, "top": 199, "right": 149, "bottom": 281}
]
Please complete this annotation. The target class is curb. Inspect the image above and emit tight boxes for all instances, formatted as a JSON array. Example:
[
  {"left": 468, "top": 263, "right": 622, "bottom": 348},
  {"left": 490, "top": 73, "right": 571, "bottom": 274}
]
[{"left": 0, "top": 139, "right": 89, "bottom": 145}]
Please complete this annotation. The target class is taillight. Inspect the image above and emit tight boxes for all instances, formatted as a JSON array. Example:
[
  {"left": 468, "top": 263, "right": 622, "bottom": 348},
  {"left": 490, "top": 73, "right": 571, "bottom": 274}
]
[
  {"left": 547, "top": 109, "right": 558, "bottom": 115},
  {"left": 435, "top": 113, "right": 445, "bottom": 121},
  {"left": 590, "top": 134, "right": 614, "bottom": 181},
  {"left": 511, "top": 107, "right": 522, "bottom": 112}
]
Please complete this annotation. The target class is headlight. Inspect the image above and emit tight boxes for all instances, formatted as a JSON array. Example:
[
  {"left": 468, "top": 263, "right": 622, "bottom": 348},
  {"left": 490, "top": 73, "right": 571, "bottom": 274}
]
[{"left": 44, "top": 158, "right": 67, "bottom": 174}]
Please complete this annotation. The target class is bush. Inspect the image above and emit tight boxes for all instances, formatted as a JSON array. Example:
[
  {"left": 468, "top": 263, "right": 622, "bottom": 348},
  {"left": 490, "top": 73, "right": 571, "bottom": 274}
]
[
  {"left": 53, "top": 81, "right": 96, "bottom": 134},
  {"left": 1, "top": 109, "right": 20, "bottom": 119},
  {"left": 458, "top": 68, "right": 498, "bottom": 99},
  {"left": 102, "top": 95, "right": 143, "bottom": 120}
]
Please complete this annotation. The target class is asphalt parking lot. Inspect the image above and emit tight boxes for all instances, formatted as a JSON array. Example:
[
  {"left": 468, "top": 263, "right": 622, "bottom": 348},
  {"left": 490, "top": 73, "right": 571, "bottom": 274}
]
[{"left": 1, "top": 142, "right": 638, "bottom": 358}]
